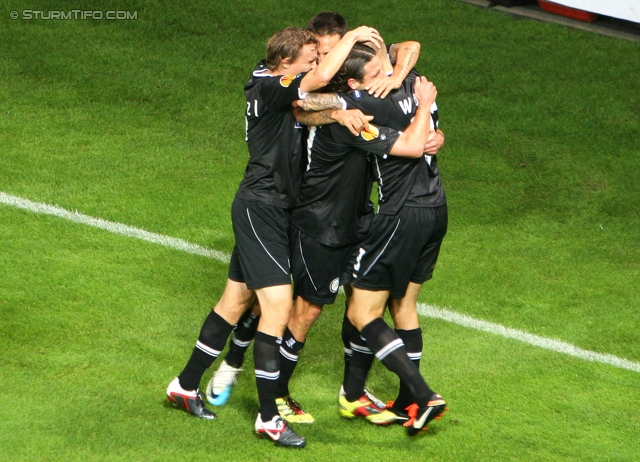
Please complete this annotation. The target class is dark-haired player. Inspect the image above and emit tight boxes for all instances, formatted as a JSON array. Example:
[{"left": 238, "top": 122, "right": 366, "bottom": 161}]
[
  {"left": 271, "top": 16, "right": 426, "bottom": 426},
  {"left": 166, "top": 25, "right": 382, "bottom": 448},
  {"left": 307, "top": 52, "right": 449, "bottom": 436},
  {"left": 281, "top": 44, "right": 438, "bottom": 426}
]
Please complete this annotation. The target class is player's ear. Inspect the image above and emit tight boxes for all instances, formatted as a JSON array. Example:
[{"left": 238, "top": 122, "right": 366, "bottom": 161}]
[
  {"left": 347, "top": 78, "right": 358, "bottom": 90},
  {"left": 281, "top": 56, "right": 292, "bottom": 69}
]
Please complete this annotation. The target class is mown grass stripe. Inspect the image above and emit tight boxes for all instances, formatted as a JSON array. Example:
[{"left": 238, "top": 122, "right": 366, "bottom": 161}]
[
  {"left": 0, "top": 191, "right": 229, "bottom": 263},
  {"left": 3, "top": 190, "right": 639, "bottom": 374}
]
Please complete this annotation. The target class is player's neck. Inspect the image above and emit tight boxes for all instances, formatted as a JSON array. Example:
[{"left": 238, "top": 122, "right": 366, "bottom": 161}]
[{"left": 270, "top": 65, "right": 290, "bottom": 76}]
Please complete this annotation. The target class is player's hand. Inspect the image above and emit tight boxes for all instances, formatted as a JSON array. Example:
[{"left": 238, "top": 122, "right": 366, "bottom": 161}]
[
  {"left": 349, "top": 26, "right": 382, "bottom": 49},
  {"left": 333, "top": 109, "right": 374, "bottom": 136},
  {"left": 414, "top": 76, "right": 437, "bottom": 108},
  {"left": 424, "top": 130, "right": 445, "bottom": 155},
  {"left": 366, "top": 74, "right": 401, "bottom": 99}
]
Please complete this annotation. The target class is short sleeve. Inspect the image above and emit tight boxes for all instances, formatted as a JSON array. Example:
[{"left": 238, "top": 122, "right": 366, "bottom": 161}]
[
  {"left": 259, "top": 73, "right": 307, "bottom": 112},
  {"left": 331, "top": 123, "right": 400, "bottom": 159}
]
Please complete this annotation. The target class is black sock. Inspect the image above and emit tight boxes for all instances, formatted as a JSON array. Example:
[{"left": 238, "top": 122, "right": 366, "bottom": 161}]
[
  {"left": 393, "top": 328, "right": 423, "bottom": 411},
  {"left": 341, "top": 310, "right": 354, "bottom": 385},
  {"left": 276, "top": 328, "right": 304, "bottom": 397},
  {"left": 361, "top": 318, "right": 433, "bottom": 405},
  {"left": 254, "top": 331, "right": 282, "bottom": 421},
  {"left": 343, "top": 326, "right": 374, "bottom": 402},
  {"left": 224, "top": 309, "right": 260, "bottom": 368},
  {"left": 178, "top": 310, "right": 234, "bottom": 391}
]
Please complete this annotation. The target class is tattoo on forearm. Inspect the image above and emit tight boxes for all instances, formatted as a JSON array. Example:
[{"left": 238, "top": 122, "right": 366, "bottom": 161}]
[
  {"left": 300, "top": 93, "right": 342, "bottom": 111},
  {"left": 296, "top": 109, "right": 335, "bottom": 127},
  {"left": 396, "top": 47, "right": 416, "bottom": 77}
]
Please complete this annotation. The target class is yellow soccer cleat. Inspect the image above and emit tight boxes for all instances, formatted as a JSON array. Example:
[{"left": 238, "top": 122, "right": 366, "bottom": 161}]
[
  {"left": 276, "top": 395, "right": 315, "bottom": 424},
  {"left": 338, "top": 394, "right": 397, "bottom": 425}
]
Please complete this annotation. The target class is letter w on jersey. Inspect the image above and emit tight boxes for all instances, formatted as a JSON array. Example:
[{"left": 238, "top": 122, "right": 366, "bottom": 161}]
[{"left": 398, "top": 97, "right": 413, "bottom": 115}]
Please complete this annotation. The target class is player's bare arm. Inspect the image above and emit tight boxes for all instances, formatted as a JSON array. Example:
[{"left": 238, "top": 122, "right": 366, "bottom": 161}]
[
  {"left": 366, "top": 41, "right": 421, "bottom": 99},
  {"left": 389, "top": 41, "right": 420, "bottom": 78},
  {"left": 297, "top": 92, "right": 344, "bottom": 111},
  {"left": 294, "top": 107, "right": 373, "bottom": 136},
  {"left": 300, "top": 26, "right": 383, "bottom": 94},
  {"left": 389, "top": 76, "right": 437, "bottom": 157}
]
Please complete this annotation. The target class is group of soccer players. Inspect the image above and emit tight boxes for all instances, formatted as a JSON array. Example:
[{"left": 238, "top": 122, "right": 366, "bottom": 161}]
[{"left": 166, "top": 12, "right": 448, "bottom": 448}]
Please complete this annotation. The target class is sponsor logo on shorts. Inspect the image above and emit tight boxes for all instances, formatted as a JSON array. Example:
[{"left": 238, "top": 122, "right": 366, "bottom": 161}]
[
  {"left": 280, "top": 74, "right": 295, "bottom": 87},
  {"left": 330, "top": 278, "right": 340, "bottom": 294},
  {"left": 360, "top": 124, "right": 379, "bottom": 141}
]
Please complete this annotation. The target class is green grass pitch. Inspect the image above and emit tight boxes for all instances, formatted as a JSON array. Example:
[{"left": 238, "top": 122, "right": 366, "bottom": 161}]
[{"left": 1, "top": 0, "right": 639, "bottom": 460}]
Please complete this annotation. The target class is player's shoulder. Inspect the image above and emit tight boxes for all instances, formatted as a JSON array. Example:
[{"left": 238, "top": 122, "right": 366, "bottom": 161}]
[
  {"left": 245, "top": 60, "right": 270, "bottom": 89},
  {"left": 341, "top": 88, "right": 386, "bottom": 111}
]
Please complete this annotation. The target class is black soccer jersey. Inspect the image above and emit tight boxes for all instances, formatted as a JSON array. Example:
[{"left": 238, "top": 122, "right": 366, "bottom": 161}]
[
  {"left": 235, "top": 60, "right": 308, "bottom": 209},
  {"left": 290, "top": 122, "right": 400, "bottom": 247},
  {"left": 340, "top": 69, "right": 446, "bottom": 215}
]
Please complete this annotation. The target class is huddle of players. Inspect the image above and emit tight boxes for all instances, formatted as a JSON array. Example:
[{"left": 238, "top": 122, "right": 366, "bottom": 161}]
[{"left": 165, "top": 12, "right": 448, "bottom": 448}]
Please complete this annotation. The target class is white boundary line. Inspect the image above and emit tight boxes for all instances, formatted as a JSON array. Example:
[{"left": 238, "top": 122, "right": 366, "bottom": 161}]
[
  {"left": 2, "top": 191, "right": 639, "bottom": 374},
  {"left": 417, "top": 304, "right": 640, "bottom": 373},
  {"left": 0, "top": 192, "right": 229, "bottom": 263}
]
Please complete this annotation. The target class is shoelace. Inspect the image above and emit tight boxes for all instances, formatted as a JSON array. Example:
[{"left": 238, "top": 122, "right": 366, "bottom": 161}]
[
  {"left": 214, "top": 366, "right": 241, "bottom": 389},
  {"left": 403, "top": 403, "right": 420, "bottom": 427},
  {"left": 287, "top": 397, "right": 303, "bottom": 412},
  {"left": 364, "top": 388, "right": 385, "bottom": 408}
]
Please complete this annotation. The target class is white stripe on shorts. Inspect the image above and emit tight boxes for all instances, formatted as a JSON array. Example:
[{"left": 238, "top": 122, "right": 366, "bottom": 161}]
[
  {"left": 246, "top": 208, "right": 288, "bottom": 275},
  {"left": 298, "top": 230, "right": 318, "bottom": 291},
  {"left": 362, "top": 219, "right": 401, "bottom": 277}
]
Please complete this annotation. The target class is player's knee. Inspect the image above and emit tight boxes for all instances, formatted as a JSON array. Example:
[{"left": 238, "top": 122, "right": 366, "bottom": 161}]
[
  {"left": 346, "top": 308, "right": 365, "bottom": 332},
  {"left": 292, "top": 298, "right": 322, "bottom": 329}
]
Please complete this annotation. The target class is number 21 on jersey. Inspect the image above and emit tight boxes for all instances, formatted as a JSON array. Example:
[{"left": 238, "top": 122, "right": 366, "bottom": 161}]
[{"left": 245, "top": 99, "right": 259, "bottom": 141}]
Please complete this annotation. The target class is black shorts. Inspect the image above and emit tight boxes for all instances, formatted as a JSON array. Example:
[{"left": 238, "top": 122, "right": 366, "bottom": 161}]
[
  {"left": 290, "top": 226, "right": 355, "bottom": 306},
  {"left": 227, "top": 197, "right": 292, "bottom": 290},
  {"left": 344, "top": 204, "right": 448, "bottom": 299}
]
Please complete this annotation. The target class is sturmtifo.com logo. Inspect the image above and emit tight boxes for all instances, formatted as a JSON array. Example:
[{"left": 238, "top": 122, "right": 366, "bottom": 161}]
[{"left": 10, "top": 10, "right": 138, "bottom": 20}]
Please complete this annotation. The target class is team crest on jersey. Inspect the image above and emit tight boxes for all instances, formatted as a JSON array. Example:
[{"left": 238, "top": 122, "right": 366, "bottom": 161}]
[
  {"left": 280, "top": 74, "right": 296, "bottom": 87},
  {"left": 329, "top": 278, "right": 340, "bottom": 294},
  {"left": 360, "top": 124, "right": 380, "bottom": 141},
  {"left": 352, "top": 90, "right": 362, "bottom": 99}
]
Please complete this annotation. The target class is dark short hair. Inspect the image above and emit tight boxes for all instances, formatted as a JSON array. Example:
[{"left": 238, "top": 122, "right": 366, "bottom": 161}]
[
  {"left": 307, "top": 11, "right": 348, "bottom": 37},
  {"left": 266, "top": 27, "right": 319, "bottom": 71},
  {"left": 326, "top": 44, "right": 377, "bottom": 93}
]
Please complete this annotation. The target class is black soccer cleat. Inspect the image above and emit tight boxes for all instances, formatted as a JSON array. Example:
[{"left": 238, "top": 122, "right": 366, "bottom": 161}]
[
  {"left": 404, "top": 394, "right": 447, "bottom": 436},
  {"left": 385, "top": 401, "right": 411, "bottom": 426},
  {"left": 166, "top": 377, "right": 216, "bottom": 420},
  {"left": 255, "top": 414, "right": 307, "bottom": 448}
]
